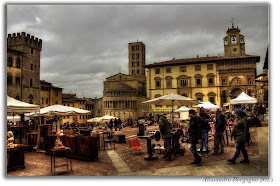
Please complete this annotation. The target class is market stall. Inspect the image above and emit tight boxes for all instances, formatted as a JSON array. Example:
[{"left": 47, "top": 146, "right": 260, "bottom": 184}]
[
  {"left": 7, "top": 95, "right": 40, "bottom": 171},
  {"left": 229, "top": 92, "right": 257, "bottom": 111}
]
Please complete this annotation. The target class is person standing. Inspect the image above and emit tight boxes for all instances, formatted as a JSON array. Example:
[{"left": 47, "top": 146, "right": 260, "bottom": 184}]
[
  {"left": 199, "top": 113, "right": 211, "bottom": 157},
  {"left": 117, "top": 118, "right": 122, "bottom": 131},
  {"left": 158, "top": 114, "right": 173, "bottom": 161},
  {"left": 227, "top": 109, "right": 250, "bottom": 164},
  {"left": 109, "top": 119, "right": 113, "bottom": 131},
  {"left": 188, "top": 110, "right": 202, "bottom": 166},
  {"left": 258, "top": 104, "right": 264, "bottom": 121},
  {"left": 212, "top": 109, "right": 226, "bottom": 155},
  {"left": 113, "top": 118, "right": 118, "bottom": 131}
]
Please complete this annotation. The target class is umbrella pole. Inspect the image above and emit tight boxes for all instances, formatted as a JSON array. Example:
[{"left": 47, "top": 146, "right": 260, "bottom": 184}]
[{"left": 172, "top": 100, "right": 174, "bottom": 126}]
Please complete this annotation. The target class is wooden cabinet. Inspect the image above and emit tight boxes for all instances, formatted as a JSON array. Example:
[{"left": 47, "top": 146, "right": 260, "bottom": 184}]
[
  {"left": 7, "top": 144, "right": 28, "bottom": 171},
  {"left": 44, "top": 135, "right": 99, "bottom": 161}
]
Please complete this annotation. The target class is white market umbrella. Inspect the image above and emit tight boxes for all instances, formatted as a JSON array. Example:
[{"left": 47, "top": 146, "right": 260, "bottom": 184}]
[
  {"left": 101, "top": 115, "right": 118, "bottom": 120},
  {"left": 195, "top": 101, "right": 220, "bottom": 110},
  {"left": 174, "top": 106, "right": 191, "bottom": 120},
  {"left": 230, "top": 92, "right": 257, "bottom": 105},
  {"left": 87, "top": 117, "right": 102, "bottom": 123},
  {"left": 223, "top": 102, "right": 230, "bottom": 107},
  {"left": 7, "top": 95, "right": 40, "bottom": 113},
  {"left": 7, "top": 115, "right": 30, "bottom": 122},
  {"left": 174, "top": 106, "right": 191, "bottom": 112},
  {"left": 29, "top": 104, "right": 91, "bottom": 134},
  {"left": 143, "top": 93, "right": 199, "bottom": 124}
]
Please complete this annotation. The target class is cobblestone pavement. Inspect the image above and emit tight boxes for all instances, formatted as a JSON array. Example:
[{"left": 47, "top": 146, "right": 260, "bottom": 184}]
[
  {"left": 7, "top": 113, "right": 268, "bottom": 177},
  {"left": 114, "top": 113, "right": 269, "bottom": 176}
]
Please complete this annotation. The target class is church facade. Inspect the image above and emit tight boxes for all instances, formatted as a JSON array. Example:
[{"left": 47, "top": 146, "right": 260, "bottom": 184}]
[{"left": 102, "top": 42, "right": 148, "bottom": 121}]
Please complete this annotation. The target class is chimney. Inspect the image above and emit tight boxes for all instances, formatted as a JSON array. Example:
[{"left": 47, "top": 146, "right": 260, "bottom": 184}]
[
  {"left": 172, "top": 57, "right": 175, "bottom": 60},
  {"left": 207, "top": 54, "right": 209, "bottom": 57},
  {"left": 197, "top": 55, "right": 199, "bottom": 58}
]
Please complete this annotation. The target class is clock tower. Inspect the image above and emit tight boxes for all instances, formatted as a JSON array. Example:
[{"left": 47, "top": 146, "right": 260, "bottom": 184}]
[{"left": 223, "top": 19, "right": 245, "bottom": 57}]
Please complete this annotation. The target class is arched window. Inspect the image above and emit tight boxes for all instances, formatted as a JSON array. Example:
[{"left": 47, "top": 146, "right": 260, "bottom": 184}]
[
  {"left": 29, "top": 94, "right": 34, "bottom": 104},
  {"left": 16, "top": 58, "right": 20, "bottom": 68},
  {"left": 208, "top": 92, "right": 216, "bottom": 104},
  {"left": 7, "top": 75, "right": 12, "bottom": 85},
  {"left": 195, "top": 93, "right": 204, "bottom": 102},
  {"left": 30, "top": 78, "right": 33, "bottom": 87},
  {"left": 194, "top": 74, "right": 203, "bottom": 87},
  {"left": 7, "top": 57, "right": 13, "bottom": 67},
  {"left": 16, "top": 77, "right": 20, "bottom": 86},
  {"left": 206, "top": 73, "right": 215, "bottom": 87},
  {"left": 154, "top": 77, "right": 162, "bottom": 89}
]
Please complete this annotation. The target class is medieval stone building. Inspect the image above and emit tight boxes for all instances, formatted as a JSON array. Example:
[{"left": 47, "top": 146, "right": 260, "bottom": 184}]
[
  {"left": 102, "top": 41, "right": 147, "bottom": 121},
  {"left": 7, "top": 32, "right": 42, "bottom": 105}
]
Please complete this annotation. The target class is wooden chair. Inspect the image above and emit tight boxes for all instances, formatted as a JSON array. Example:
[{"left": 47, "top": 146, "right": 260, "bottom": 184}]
[{"left": 128, "top": 139, "right": 144, "bottom": 154}]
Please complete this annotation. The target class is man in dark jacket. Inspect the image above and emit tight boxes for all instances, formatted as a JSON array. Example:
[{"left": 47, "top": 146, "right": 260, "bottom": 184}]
[
  {"left": 159, "top": 114, "right": 173, "bottom": 161},
  {"left": 188, "top": 110, "right": 202, "bottom": 165},
  {"left": 199, "top": 113, "right": 211, "bottom": 156},
  {"left": 227, "top": 109, "right": 249, "bottom": 164},
  {"left": 212, "top": 109, "right": 226, "bottom": 155}
]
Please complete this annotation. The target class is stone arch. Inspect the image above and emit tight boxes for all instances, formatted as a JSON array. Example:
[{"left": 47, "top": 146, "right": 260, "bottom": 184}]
[
  {"left": 194, "top": 74, "right": 203, "bottom": 78},
  {"left": 7, "top": 74, "right": 13, "bottom": 85},
  {"left": 230, "top": 77, "right": 243, "bottom": 86},
  {"left": 165, "top": 76, "right": 173, "bottom": 80},
  {"left": 231, "top": 88, "right": 242, "bottom": 98},
  {"left": 206, "top": 73, "right": 215, "bottom": 77},
  {"left": 7, "top": 56, "right": 13, "bottom": 67},
  {"left": 16, "top": 57, "right": 21, "bottom": 68},
  {"left": 195, "top": 92, "right": 204, "bottom": 102}
]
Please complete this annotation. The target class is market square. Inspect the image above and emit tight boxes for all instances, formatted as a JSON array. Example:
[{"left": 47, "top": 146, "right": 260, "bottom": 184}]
[{"left": 5, "top": 4, "right": 269, "bottom": 177}]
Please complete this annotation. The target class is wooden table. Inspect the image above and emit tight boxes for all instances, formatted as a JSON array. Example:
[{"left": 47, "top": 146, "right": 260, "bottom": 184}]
[
  {"left": 138, "top": 135, "right": 158, "bottom": 160},
  {"left": 50, "top": 147, "right": 72, "bottom": 176},
  {"left": 7, "top": 144, "right": 28, "bottom": 171}
]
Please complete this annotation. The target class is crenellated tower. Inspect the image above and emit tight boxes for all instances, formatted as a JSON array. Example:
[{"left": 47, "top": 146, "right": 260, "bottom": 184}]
[{"left": 7, "top": 32, "right": 42, "bottom": 105}]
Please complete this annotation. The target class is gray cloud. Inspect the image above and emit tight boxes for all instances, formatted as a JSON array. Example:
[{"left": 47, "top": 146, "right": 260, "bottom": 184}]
[{"left": 7, "top": 4, "right": 269, "bottom": 98}]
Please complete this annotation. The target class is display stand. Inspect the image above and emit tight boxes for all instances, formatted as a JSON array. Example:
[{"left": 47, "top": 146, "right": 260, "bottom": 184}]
[
  {"left": 138, "top": 135, "right": 158, "bottom": 160},
  {"left": 7, "top": 144, "right": 28, "bottom": 171},
  {"left": 50, "top": 147, "right": 72, "bottom": 175}
]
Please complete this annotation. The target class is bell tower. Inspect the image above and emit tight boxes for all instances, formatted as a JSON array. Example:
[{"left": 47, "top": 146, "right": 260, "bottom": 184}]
[
  {"left": 223, "top": 19, "right": 245, "bottom": 57},
  {"left": 128, "top": 41, "right": 146, "bottom": 76}
]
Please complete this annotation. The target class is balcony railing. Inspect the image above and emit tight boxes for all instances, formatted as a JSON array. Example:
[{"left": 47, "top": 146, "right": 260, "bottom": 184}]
[{"left": 142, "top": 109, "right": 173, "bottom": 113}]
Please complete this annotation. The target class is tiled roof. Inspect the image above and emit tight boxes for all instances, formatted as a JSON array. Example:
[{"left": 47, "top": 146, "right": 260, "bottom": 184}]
[
  {"left": 144, "top": 55, "right": 260, "bottom": 68},
  {"left": 104, "top": 83, "right": 136, "bottom": 92}
]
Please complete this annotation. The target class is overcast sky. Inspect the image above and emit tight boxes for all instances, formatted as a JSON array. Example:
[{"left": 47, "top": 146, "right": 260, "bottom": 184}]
[{"left": 7, "top": 4, "right": 269, "bottom": 99}]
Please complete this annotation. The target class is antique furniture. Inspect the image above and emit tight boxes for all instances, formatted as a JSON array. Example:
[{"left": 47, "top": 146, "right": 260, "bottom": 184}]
[
  {"left": 37, "top": 124, "right": 51, "bottom": 152},
  {"left": 45, "top": 135, "right": 99, "bottom": 161},
  {"left": 27, "top": 132, "right": 38, "bottom": 151},
  {"left": 50, "top": 147, "right": 72, "bottom": 175},
  {"left": 7, "top": 144, "right": 28, "bottom": 171},
  {"left": 103, "top": 131, "right": 115, "bottom": 150},
  {"left": 113, "top": 134, "right": 126, "bottom": 143}
]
